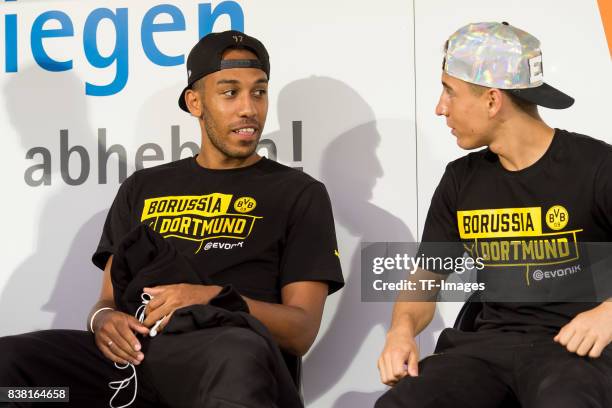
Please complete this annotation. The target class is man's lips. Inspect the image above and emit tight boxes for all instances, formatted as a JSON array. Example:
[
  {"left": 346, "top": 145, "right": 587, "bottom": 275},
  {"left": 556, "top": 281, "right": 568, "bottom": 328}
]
[{"left": 232, "top": 126, "right": 259, "bottom": 139}]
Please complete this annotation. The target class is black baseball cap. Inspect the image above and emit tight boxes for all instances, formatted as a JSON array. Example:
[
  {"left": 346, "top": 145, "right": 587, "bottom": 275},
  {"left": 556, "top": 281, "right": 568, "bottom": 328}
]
[{"left": 178, "top": 30, "right": 270, "bottom": 112}]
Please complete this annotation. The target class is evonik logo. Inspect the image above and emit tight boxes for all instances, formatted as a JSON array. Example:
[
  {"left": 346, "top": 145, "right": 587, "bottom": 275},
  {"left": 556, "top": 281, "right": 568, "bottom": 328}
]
[{"left": 203, "top": 241, "right": 244, "bottom": 251}]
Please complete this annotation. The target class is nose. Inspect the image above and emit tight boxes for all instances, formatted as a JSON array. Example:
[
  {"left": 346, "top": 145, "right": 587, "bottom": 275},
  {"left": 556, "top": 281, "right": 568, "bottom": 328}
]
[
  {"left": 435, "top": 95, "right": 448, "bottom": 117},
  {"left": 238, "top": 93, "right": 257, "bottom": 118}
]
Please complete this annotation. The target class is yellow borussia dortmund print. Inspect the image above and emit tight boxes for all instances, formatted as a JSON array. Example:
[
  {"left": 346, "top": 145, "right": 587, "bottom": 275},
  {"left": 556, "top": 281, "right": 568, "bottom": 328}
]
[
  {"left": 458, "top": 206, "right": 583, "bottom": 286},
  {"left": 140, "top": 194, "right": 262, "bottom": 252}
]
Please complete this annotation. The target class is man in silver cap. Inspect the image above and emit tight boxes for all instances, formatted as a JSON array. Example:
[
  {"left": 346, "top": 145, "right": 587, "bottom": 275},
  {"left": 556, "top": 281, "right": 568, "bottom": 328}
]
[
  {"left": 0, "top": 31, "right": 344, "bottom": 407},
  {"left": 376, "top": 22, "right": 612, "bottom": 407}
]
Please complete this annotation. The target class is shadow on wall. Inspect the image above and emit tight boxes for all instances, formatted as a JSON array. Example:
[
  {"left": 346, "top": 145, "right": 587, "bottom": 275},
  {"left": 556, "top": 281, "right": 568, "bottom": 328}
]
[
  {"left": 132, "top": 79, "right": 200, "bottom": 162},
  {"left": 266, "top": 76, "right": 445, "bottom": 406},
  {"left": 0, "top": 66, "right": 110, "bottom": 333},
  {"left": 316, "top": 119, "right": 409, "bottom": 407}
]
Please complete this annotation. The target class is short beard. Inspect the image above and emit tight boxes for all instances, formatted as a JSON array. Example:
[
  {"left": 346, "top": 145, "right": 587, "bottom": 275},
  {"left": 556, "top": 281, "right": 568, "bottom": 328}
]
[{"left": 201, "top": 103, "right": 258, "bottom": 159}]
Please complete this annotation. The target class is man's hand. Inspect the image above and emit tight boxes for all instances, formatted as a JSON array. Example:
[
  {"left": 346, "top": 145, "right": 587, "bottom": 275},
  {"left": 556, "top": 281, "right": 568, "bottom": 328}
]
[
  {"left": 143, "top": 284, "right": 223, "bottom": 330},
  {"left": 378, "top": 328, "right": 420, "bottom": 386},
  {"left": 554, "top": 302, "right": 612, "bottom": 358},
  {"left": 93, "top": 309, "right": 149, "bottom": 365}
]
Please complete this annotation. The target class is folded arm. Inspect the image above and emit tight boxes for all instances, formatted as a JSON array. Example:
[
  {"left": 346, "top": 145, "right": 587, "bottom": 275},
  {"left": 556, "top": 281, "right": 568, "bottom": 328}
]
[{"left": 90, "top": 255, "right": 329, "bottom": 358}]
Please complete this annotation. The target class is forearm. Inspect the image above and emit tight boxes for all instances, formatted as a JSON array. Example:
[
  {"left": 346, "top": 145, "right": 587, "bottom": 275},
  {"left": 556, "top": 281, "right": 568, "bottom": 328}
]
[
  {"left": 389, "top": 300, "right": 436, "bottom": 337},
  {"left": 389, "top": 267, "right": 441, "bottom": 336},
  {"left": 88, "top": 255, "right": 116, "bottom": 330},
  {"left": 243, "top": 296, "right": 320, "bottom": 357}
]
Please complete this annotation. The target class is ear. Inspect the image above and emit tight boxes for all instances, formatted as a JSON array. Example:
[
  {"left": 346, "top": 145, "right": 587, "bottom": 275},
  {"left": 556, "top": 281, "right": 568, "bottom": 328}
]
[
  {"left": 486, "top": 88, "right": 503, "bottom": 118},
  {"left": 185, "top": 89, "right": 203, "bottom": 118}
]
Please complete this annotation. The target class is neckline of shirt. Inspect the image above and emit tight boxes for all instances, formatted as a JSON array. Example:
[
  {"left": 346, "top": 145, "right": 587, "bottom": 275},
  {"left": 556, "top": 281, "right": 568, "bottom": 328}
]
[{"left": 189, "top": 155, "right": 268, "bottom": 174}]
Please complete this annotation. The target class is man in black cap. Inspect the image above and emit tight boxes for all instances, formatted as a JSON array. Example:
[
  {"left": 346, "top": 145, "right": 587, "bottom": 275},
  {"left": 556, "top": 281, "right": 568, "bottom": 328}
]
[
  {"left": 376, "top": 22, "right": 612, "bottom": 407},
  {"left": 0, "top": 31, "right": 344, "bottom": 408}
]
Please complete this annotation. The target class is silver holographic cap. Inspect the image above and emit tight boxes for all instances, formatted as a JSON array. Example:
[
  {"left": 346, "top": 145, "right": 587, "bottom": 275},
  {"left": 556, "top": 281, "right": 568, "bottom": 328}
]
[{"left": 443, "top": 22, "right": 574, "bottom": 109}]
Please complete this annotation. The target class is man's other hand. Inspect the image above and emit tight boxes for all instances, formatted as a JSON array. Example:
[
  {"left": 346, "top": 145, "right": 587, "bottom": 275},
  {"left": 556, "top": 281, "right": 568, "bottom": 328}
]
[
  {"left": 554, "top": 302, "right": 612, "bottom": 358},
  {"left": 142, "top": 284, "right": 223, "bottom": 331},
  {"left": 378, "top": 328, "right": 420, "bottom": 386},
  {"left": 93, "top": 309, "right": 149, "bottom": 365}
]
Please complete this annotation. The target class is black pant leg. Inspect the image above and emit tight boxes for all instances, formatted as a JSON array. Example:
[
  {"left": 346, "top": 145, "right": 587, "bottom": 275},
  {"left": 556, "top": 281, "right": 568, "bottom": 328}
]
[
  {"left": 144, "top": 326, "right": 300, "bottom": 408},
  {"left": 0, "top": 330, "right": 158, "bottom": 408},
  {"left": 515, "top": 340, "right": 612, "bottom": 408},
  {"left": 375, "top": 352, "right": 514, "bottom": 408}
]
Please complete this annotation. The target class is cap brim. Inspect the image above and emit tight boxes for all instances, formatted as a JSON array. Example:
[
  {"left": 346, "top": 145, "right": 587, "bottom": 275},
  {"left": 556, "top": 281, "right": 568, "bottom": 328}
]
[
  {"left": 507, "top": 83, "right": 574, "bottom": 109},
  {"left": 178, "top": 86, "right": 190, "bottom": 112}
]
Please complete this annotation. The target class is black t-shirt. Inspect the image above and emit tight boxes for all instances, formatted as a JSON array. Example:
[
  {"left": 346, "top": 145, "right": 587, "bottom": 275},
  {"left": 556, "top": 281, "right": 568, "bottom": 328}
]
[
  {"left": 422, "top": 129, "right": 612, "bottom": 333},
  {"left": 92, "top": 156, "right": 344, "bottom": 304}
]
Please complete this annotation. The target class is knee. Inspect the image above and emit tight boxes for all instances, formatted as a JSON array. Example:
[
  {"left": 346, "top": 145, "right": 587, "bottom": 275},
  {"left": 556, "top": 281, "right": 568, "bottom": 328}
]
[
  {"left": 531, "top": 385, "right": 605, "bottom": 408},
  {"left": 375, "top": 391, "right": 399, "bottom": 408},
  {"left": 0, "top": 331, "right": 63, "bottom": 371},
  {"left": 210, "top": 327, "right": 273, "bottom": 369},
  {"left": 375, "top": 379, "right": 423, "bottom": 408},
  {"left": 200, "top": 327, "right": 278, "bottom": 392},
  {"left": 0, "top": 334, "right": 28, "bottom": 360},
  {"left": 0, "top": 335, "right": 33, "bottom": 380},
  {"left": 531, "top": 395, "right": 596, "bottom": 408}
]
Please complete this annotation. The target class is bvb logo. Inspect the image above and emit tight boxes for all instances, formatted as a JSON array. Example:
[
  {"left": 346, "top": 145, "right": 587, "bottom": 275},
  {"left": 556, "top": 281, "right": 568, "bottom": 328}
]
[
  {"left": 545, "top": 205, "right": 569, "bottom": 231},
  {"left": 234, "top": 197, "right": 257, "bottom": 213}
]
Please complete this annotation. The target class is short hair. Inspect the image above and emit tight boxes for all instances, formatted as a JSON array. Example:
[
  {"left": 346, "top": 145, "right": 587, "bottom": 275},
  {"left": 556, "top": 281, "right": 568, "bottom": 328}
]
[
  {"left": 467, "top": 82, "right": 537, "bottom": 116},
  {"left": 503, "top": 90, "right": 538, "bottom": 115},
  {"left": 192, "top": 77, "right": 205, "bottom": 94}
]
